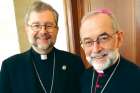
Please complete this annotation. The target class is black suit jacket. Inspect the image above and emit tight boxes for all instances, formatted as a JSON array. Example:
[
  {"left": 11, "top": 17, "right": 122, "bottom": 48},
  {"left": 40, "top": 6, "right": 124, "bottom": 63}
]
[
  {"left": 80, "top": 57, "right": 140, "bottom": 93},
  {"left": 0, "top": 48, "right": 85, "bottom": 93}
]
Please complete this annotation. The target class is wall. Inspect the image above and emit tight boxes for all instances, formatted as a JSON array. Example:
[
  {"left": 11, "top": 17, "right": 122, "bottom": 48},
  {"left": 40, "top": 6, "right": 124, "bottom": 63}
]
[
  {"left": 0, "top": 0, "right": 20, "bottom": 68},
  {"left": 135, "top": 0, "right": 140, "bottom": 64},
  {"left": 14, "top": 0, "right": 37, "bottom": 52}
]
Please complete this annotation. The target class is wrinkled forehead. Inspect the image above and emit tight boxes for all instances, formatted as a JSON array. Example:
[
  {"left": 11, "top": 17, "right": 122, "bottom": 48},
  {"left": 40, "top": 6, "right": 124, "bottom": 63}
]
[
  {"left": 80, "top": 13, "right": 114, "bottom": 40},
  {"left": 28, "top": 10, "right": 56, "bottom": 24},
  {"left": 81, "top": 13, "right": 113, "bottom": 27}
]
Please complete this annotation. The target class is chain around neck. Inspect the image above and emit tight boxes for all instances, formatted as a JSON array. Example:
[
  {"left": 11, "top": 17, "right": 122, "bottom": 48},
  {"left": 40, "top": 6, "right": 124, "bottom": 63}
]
[
  {"left": 33, "top": 51, "right": 56, "bottom": 93},
  {"left": 90, "top": 57, "right": 120, "bottom": 93}
]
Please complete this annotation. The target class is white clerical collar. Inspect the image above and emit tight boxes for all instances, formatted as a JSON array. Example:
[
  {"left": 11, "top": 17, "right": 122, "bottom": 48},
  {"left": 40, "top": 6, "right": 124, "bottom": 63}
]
[{"left": 40, "top": 55, "right": 47, "bottom": 60}]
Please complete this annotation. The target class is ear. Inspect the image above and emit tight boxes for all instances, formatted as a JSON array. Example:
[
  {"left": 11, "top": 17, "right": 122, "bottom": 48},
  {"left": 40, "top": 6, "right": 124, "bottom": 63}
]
[
  {"left": 80, "top": 41, "right": 83, "bottom": 48},
  {"left": 57, "top": 26, "right": 59, "bottom": 30},
  {"left": 116, "top": 31, "right": 124, "bottom": 48}
]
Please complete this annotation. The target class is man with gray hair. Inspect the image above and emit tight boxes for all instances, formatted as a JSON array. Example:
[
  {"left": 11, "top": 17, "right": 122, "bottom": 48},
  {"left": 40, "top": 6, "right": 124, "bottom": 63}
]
[
  {"left": 0, "top": 1, "right": 84, "bottom": 93},
  {"left": 80, "top": 8, "right": 140, "bottom": 93}
]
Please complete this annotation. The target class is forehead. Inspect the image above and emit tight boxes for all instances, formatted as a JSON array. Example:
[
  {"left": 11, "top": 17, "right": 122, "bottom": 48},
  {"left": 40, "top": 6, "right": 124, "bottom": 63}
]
[
  {"left": 80, "top": 13, "right": 113, "bottom": 39},
  {"left": 28, "top": 10, "right": 55, "bottom": 23}
]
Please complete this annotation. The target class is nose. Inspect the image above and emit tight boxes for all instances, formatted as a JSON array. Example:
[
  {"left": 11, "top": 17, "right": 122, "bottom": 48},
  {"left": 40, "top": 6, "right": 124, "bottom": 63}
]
[
  {"left": 41, "top": 25, "right": 47, "bottom": 31},
  {"left": 91, "top": 42, "right": 102, "bottom": 53},
  {"left": 40, "top": 25, "right": 48, "bottom": 33}
]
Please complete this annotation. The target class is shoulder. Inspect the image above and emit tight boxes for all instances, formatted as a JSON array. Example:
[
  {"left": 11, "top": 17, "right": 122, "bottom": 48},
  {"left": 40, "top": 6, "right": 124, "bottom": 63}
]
[
  {"left": 119, "top": 56, "right": 140, "bottom": 77},
  {"left": 54, "top": 48, "right": 83, "bottom": 63},
  {"left": 54, "top": 48, "right": 81, "bottom": 58},
  {"left": 3, "top": 50, "right": 30, "bottom": 63},
  {"left": 54, "top": 48, "right": 85, "bottom": 72},
  {"left": 117, "top": 57, "right": 140, "bottom": 89},
  {"left": 120, "top": 57, "right": 140, "bottom": 70},
  {"left": 1, "top": 49, "right": 31, "bottom": 69}
]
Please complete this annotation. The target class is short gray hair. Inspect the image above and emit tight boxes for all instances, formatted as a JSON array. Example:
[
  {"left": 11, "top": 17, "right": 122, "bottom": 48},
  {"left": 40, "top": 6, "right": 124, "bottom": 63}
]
[
  {"left": 81, "top": 8, "right": 120, "bottom": 32},
  {"left": 24, "top": 1, "right": 59, "bottom": 25}
]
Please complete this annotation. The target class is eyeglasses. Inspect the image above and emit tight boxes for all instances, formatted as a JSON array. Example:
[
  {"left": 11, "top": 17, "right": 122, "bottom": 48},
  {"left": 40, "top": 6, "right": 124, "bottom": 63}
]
[
  {"left": 27, "top": 23, "right": 57, "bottom": 32},
  {"left": 81, "top": 32, "right": 117, "bottom": 47}
]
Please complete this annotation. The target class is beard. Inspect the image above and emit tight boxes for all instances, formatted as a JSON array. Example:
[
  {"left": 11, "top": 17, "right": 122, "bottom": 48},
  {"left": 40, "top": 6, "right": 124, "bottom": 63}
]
[
  {"left": 29, "top": 33, "right": 55, "bottom": 54},
  {"left": 86, "top": 49, "right": 119, "bottom": 71},
  {"left": 36, "top": 39, "right": 51, "bottom": 50},
  {"left": 33, "top": 39, "right": 54, "bottom": 50}
]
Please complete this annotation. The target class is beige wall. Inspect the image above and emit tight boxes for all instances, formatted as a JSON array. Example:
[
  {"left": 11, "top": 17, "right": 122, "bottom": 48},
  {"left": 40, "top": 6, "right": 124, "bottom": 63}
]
[{"left": 13, "top": 0, "right": 38, "bottom": 52}]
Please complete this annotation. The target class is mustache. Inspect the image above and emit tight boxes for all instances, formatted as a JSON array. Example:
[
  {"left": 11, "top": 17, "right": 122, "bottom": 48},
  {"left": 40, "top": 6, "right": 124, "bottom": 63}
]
[
  {"left": 35, "top": 33, "right": 51, "bottom": 39},
  {"left": 90, "top": 50, "right": 112, "bottom": 58}
]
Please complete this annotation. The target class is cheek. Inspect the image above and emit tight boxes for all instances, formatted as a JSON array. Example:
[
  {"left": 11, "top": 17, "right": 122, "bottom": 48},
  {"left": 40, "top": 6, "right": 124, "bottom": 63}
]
[
  {"left": 27, "top": 31, "right": 36, "bottom": 37},
  {"left": 31, "top": 32, "right": 37, "bottom": 37},
  {"left": 28, "top": 32, "right": 38, "bottom": 42},
  {"left": 83, "top": 47, "right": 93, "bottom": 56},
  {"left": 51, "top": 31, "right": 58, "bottom": 39},
  {"left": 49, "top": 32, "right": 55, "bottom": 39},
  {"left": 111, "top": 39, "right": 120, "bottom": 49},
  {"left": 102, "top": 39, "right": 118, "bottom": 50}
]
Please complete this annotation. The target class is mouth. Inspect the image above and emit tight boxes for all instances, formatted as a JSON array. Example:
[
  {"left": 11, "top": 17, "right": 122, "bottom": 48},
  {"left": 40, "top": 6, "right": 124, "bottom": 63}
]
[
  {"left": 35, "top": 36, "right": 51, "bottom": 45},
  {"left": 38, "top": 38, "right": 50, "bottom": 43},
  {"left": 37, "top": 34, "right": 51, "bottom": 39},
  {"left": 93, "top": 53, "right": 108, "bottom": 59},
  {"left": 39, "top": 36, "right": 50, "bottom": 40},
  {"left": 36, "top": 33, "right": 51, "bottom": 43}
]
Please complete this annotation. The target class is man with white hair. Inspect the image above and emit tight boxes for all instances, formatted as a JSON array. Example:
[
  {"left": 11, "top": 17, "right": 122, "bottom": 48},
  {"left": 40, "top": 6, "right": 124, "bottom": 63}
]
[{"left": 80, "top": 8, "right": 140, "bottom": 93}]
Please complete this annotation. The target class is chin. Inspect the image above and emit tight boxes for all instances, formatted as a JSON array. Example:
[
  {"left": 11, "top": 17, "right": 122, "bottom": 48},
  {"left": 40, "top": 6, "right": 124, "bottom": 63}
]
[
  {"left": 38, "top": 44, "right": 50, "bottom": 50},
  {"left": 92, "top": 58, "right": 112, "bottom": 71}
]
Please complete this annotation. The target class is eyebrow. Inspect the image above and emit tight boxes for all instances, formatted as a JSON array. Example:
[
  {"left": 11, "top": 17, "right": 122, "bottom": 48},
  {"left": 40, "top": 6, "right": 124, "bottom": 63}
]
[
  {"left": 30, "top": 21, "right": 55, "bottom": 25},
  {"left": 83, "top": 32, "right": 110, "bottom": 40},
  {"left": 98, "top": 32, "right": 110, "bottom": 37},
  {"left": 83, "top": 38, "right": 92, "bottom": 41}
]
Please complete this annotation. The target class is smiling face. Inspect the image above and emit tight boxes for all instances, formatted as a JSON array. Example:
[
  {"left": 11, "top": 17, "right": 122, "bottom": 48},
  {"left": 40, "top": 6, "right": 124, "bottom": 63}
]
[
  {"left": 25, "top": 10, "right": 58, "bottom": 54},
  {"left": 80, "top": 13, "right": 123, "bottom": 71}
]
